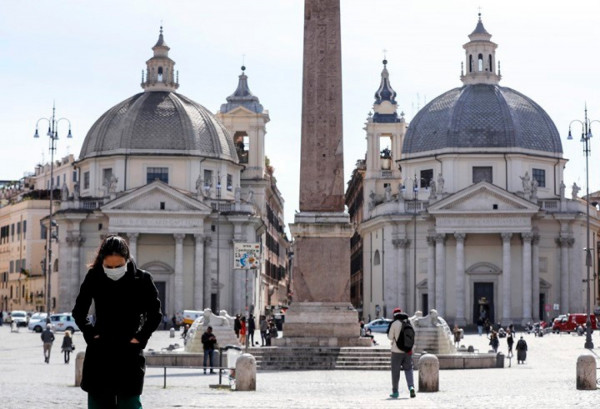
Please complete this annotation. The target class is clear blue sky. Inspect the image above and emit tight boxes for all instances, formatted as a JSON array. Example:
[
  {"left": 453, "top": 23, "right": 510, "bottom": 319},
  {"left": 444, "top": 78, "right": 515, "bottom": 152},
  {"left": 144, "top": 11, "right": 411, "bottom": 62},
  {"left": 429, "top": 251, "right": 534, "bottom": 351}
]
[{"left": 1, "top": 0, "right": 599, "bottom": 226}]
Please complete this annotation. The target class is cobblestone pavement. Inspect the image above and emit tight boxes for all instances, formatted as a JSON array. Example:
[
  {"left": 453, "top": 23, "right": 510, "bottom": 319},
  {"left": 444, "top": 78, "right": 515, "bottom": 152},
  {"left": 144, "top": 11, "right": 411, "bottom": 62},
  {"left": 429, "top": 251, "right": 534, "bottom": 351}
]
[{"left": 1, "top": 324, "right": 600, "bottom": 408}]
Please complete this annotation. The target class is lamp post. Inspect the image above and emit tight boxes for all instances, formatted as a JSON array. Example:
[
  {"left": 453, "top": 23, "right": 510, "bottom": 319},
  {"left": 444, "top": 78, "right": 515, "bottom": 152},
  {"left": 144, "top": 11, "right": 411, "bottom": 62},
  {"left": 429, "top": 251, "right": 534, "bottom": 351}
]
[
  {"left": 34, "top": 104, "right": 72, "bottom": 314},
  {"left": 568, "top": 105, "right": 599, "bottom": 350}
]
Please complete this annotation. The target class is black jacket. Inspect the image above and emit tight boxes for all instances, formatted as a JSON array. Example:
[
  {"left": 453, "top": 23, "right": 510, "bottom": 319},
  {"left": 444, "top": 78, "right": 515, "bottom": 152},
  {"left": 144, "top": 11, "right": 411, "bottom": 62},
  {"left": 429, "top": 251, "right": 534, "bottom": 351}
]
[{"left": 72, "top": 260, "right": 162, "bottom": 395}]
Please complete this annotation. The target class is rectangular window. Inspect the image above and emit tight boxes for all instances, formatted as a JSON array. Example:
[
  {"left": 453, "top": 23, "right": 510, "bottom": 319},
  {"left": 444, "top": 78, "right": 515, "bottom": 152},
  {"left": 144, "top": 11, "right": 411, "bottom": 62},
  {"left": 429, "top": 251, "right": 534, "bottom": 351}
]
[
  {"left": 21, "top": 259, "right": 26, "bottom": 273},
  {"left": 72, "top": 170, "right": 78, "bottom": 182},
  {"left": 532, "top": 168, "right": 546, "bottom": 188},
  {"left": 41, "top": 223, "right": 47, "bottom": 240},
  {"left": 146, "top": 167, "right": 169, "bottom": 184},
  {"left": 63, "top": 174, "right": 66, "bottom": 184},
  {"left": 102, "top": 168, "right": 113, "bottom": 186},
  {"left": 9, "top": 261, "right": 14, "bottom": 273},
  {"left": 420, "top": 169, "right": 433, "bottom": 188},
  {"left": 204, "top": 170, "right": 213, "bottom": 187},
  {"left": 15, "top": 259, "right": 20, "bottom": 272},
  {"left": 11, "top": 223, "right": 14, "bottom": 238},
  {"left": 56, "top": 175, "right": 60, "bottom": 187},
  {"left": 83, "top": 171, "right": 90, "bottom": 189},
  {"left": 227, "top": 174, "right": 233, "bottom": 191},
  {"left": 23, "top": 221, "right": 26, "bottom": 239},
  {"left": 473, "top": 166, "right": 493, "bottom": 183}
]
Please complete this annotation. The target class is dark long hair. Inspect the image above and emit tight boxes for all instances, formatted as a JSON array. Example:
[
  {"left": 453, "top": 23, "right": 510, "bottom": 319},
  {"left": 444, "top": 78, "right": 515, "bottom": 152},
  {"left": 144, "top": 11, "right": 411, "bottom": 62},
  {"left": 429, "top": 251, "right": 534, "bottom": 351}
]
[{"left": 89, "top": 235, "right": 131, "bottom": 270}]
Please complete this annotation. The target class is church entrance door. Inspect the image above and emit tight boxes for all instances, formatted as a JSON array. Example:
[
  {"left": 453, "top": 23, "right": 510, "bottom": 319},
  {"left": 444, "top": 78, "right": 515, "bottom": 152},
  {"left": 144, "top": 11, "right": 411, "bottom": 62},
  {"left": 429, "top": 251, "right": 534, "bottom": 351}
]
[{"left": 473, "top": 282, "right": 494, "bottom": 324}]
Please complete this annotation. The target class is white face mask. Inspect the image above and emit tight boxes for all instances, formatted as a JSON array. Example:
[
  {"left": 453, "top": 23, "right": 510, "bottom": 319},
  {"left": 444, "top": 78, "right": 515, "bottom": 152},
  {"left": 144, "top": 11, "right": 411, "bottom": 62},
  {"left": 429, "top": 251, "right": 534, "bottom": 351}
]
[{"left": 103, "top": 263, "right": 128, "bottom": 281}]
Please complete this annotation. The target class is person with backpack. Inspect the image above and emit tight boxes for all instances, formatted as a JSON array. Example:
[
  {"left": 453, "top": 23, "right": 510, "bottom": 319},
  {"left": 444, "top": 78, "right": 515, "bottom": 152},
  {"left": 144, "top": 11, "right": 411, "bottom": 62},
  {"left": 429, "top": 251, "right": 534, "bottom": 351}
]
[{"left": 387, "top": 307, "right": 416, "bottom": 399}]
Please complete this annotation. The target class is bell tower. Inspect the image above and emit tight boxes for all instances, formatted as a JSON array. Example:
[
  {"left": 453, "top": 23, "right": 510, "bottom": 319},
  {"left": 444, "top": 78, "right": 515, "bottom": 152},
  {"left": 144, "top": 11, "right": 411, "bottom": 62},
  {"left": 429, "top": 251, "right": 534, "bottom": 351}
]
[
  {"left": 141, "top": 26, "right": 180, "bottom": 92},
  {"left": 460, "top": 14, "right": 501, "bottom": 85}
]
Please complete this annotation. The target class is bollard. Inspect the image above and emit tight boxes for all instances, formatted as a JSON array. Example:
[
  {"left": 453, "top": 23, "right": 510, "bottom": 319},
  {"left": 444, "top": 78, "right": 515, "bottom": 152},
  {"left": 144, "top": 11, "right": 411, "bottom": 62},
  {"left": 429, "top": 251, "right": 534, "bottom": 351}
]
[
  {"left": 169, "top": 327, "right": 175, "bottom": 338},
  {"left": 496, "top": 352, "right": 505, "bottom": 368},
  {"left": 75, "top": 351, "right": 86, "bottom": 387},
  {"left": 235, "top": 353, "right": 256, "bottom": 391},
  {"left": 576, "top": 354, "right": 597, "bottom": 390},
  {"left": 418, "top": 354, "right": 439, "bottom": 392}
]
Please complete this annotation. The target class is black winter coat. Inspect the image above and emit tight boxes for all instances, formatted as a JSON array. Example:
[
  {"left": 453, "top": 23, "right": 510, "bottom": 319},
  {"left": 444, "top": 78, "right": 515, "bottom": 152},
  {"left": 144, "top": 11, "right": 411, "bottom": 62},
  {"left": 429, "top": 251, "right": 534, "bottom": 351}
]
[{"left": 72, "top": 261, "right": 162, "bottom": 396}]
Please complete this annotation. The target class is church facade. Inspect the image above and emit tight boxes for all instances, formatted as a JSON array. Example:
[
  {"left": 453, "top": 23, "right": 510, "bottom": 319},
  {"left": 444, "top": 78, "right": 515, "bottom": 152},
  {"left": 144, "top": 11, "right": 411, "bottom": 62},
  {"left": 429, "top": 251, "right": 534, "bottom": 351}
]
[
  {"left": 46, "top": 29, "right": 290, "bottom": 318},
  {"left": 353, "top": 16, "right": 600, "bottom": 326}
]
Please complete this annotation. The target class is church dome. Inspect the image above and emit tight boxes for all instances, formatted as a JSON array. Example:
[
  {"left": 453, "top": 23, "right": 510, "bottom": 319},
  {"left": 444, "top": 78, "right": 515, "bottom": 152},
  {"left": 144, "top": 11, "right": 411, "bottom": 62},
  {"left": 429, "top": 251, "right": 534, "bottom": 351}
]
[
  {"left": 402, "top": 15, "right": 562, "bottom": 157},
  {"left": 79, "top": 91, "right": 237, "bottom": 161},
  {"left": 79, "top": 27, "right": 237, "bottom": 162},
  {"left": 402, "top": 84, "right": 562, "bottom": 156}
]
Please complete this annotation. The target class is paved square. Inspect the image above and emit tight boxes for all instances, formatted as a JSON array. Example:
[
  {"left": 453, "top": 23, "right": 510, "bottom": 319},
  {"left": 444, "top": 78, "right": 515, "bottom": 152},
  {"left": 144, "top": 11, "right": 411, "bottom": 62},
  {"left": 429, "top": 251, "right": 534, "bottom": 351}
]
[{"left": 1, "top": 326, "right": 599, "bottom": 408}]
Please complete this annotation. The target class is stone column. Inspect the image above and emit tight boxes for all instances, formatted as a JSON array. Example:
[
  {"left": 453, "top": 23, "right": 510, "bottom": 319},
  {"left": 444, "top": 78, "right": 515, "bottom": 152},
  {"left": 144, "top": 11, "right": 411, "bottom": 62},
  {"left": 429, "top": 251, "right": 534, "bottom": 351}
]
[
  {"left": 193, "top": 234, "right": 204, "bottom": 310},
  {"left": 127, "top": 233, "right": 139, "bottom": 262},
  {"left": 532, "top": 234, "right": 540, "bottom": 321},
  {"left": 393, "top": 238, "right": 410, "bottom": 311},
  {"left": 174, "top": 233, "right": 185, "bottom": 314},
  {"left": 70, "top": 235, "right": 84, "bottom": 306},
  {"left": 454, "top": 233, "right": 466, "bottom": 326},
  {"left": 501, "top": 233, "right": 512, "bottom": 325},
  {"left": 557, "top": 236, "right": 570, "bottom": 314},
  {"left": 435, "top": 234, "right": 446, "bottom": 317},
  {"left": 203, "top": 237, "right": 213, "bottom": 310},
  {"left": 521, "top": 232, "right": 533, "bottom": 324},
  {"left": 426, "top": 236, "right": 436, "bottom": 312}
]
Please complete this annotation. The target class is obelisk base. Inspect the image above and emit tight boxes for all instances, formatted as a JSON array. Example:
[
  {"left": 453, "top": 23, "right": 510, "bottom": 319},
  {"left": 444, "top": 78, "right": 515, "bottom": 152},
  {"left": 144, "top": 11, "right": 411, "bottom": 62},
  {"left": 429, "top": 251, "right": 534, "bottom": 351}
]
[{"left": 272, "top": 302, "right": 372, "bottom": 347}]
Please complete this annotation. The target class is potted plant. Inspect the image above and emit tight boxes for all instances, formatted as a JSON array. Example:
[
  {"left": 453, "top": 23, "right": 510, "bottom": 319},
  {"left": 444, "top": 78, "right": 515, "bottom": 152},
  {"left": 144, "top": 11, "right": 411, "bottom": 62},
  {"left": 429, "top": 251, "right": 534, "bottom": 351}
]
[{"left": 380, "top": 147, "right": 392, "bottom": 170}]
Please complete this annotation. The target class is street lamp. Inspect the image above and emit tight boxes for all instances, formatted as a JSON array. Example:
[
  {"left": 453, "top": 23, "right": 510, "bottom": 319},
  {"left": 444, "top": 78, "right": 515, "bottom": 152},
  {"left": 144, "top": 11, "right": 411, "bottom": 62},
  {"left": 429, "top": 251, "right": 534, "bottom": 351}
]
[
  {"left": 34, "top": 103, "right": 72, "bottom": 314},
  {"left": 568, "top": 105, "right": 599, "bottom": 350}
]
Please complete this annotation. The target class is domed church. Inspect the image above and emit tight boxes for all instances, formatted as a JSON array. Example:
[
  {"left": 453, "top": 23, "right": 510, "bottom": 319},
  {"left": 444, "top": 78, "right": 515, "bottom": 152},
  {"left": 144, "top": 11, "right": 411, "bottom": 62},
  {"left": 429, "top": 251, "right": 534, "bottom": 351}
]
[
  {"left": 353, "top": 15, "right": 600, "bottom": 326},
  {"left": 53, "top": 28, "right": 290, "bottom": 317}
]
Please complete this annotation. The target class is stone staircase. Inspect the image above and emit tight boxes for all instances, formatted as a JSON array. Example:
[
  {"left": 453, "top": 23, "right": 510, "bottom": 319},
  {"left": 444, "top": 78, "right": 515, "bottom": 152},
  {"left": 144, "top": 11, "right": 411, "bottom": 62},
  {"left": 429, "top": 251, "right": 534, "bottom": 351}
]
[{"left": 247, "top": 347, "right": 395, "bottom": 370}]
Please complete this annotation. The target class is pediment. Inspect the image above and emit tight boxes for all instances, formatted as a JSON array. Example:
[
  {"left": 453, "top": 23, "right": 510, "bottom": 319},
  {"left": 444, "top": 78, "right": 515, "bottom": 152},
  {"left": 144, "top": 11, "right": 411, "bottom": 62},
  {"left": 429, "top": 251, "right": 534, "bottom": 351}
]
[
  {"left": 428, "top": 182, "right": 539, "bottom": 215},
  {"left": 102, "top": 181, "right": 212, "bottom": 213}
]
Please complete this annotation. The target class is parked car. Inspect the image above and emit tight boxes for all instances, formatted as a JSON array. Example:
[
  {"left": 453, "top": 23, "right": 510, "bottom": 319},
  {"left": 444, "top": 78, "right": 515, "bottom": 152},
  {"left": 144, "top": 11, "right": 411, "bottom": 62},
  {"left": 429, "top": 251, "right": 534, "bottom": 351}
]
[
  {"left": 28, "top": 313, "right": 49, "bottom": 332},
  {"left": 48, "top": 313, "right": 79, "bottom": 332},
  {"left": 364, "top": 318, "right": 393, "bottom": 333},
  {"left": 552, "top": 313, "right": 597, "bottom": 333},
  {"left": 8, "top": 310, "right": 28, "bottom": 327}
]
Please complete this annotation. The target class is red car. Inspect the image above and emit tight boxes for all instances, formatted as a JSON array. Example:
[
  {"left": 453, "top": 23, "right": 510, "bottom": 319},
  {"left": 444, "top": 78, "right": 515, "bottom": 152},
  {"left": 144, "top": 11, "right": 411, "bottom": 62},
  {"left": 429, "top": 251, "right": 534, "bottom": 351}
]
[{"left": 552, "top": 313, "right": 597, "bottom": 333}]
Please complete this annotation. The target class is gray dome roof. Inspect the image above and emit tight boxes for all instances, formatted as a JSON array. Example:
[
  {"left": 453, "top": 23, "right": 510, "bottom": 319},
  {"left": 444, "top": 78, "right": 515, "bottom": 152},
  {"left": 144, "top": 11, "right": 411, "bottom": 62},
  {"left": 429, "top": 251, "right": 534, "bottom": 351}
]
[
  {"left": 402, "top": 84, "right": 562, "bottom": 156},
  {"left": 80, "top": 91, "right": 237, "bottom": 161}
]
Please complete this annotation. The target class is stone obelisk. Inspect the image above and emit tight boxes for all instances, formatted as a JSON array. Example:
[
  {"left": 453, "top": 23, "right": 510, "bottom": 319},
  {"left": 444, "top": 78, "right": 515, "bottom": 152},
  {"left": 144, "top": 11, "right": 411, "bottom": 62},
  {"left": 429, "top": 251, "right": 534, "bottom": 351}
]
[{"left": 276, "top": 0, "right": 367, "bottom": 347}]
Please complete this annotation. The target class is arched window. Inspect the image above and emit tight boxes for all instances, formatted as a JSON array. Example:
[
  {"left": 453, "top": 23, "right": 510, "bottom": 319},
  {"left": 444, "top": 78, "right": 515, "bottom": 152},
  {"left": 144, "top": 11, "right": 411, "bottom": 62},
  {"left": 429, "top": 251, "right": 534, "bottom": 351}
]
[
  {"left": 469, "top": 55, "right": 473, "bottom": 73},
  {"left": 478, "top": 54, "right": 483, "bottom": 71},
  {"left": 488, "top": 55, "right": 493, "bottom": 72},
  {"left": 158, "top": 66, "right": 163, "bottom": 82},
  {"left": 374, "top": 250, "right": 381, "bottom": 266}
]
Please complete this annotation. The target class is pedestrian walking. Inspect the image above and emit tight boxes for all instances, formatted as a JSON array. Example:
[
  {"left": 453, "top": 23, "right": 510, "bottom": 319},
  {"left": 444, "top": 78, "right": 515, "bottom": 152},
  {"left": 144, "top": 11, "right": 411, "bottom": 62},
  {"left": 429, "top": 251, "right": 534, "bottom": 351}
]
[
  {"left": 506, "top": 329, "right": 514, "bottom": 355},
  {"left": 41, "top": 324, "right": 55, "bottom": 363},
  {"left": 248, "top": 314, "right": 256, "bottom": 346},
  {"left": 516, "top": 336, "right": 528, "bottom": 364},
  {"left": 452, "top": 324, "right": 462, "bottom": 348},
  {"left": 489, "top": 330, "right": 499, "bottom": 353},
  {"left": 239, "top": 316, "right": 247, "bottom": 346},
  {"left": 72, "top": 234, "right": 162, "bottom": 409},
  {"left": 201, "top": 326, "right": 217, "bottom": 374},
  {"left": 62, "top": 330, "right": 74, "bottom": 364},
  {"left": 259, "top": 316, "right": 268, "bottom": 346},
  {"left": 234, "top": 314, "right": 241, "bottom": 338},
  {"left": 387, "top": 307, "right": 416, "bottom": 399}
]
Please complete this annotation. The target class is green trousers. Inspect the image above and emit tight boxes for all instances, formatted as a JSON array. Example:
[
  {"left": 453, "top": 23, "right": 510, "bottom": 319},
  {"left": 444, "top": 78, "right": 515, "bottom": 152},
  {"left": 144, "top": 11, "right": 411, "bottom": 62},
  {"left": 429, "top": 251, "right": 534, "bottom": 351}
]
[{"left": 88, "top": 393, "right": 142, "bottom": 409}]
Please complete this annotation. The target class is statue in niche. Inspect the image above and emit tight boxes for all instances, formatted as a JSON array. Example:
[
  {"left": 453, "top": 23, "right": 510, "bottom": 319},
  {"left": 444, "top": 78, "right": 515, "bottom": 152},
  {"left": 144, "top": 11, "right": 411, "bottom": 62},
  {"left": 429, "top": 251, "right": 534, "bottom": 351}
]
[
  {"left": 246, "top": 190, "right": 254, "bottom": 204},
  {"left": 73, "top": 182, "right": 80, "bottom": 200},
  {"left": 384, "top": 185, "right": 392, "bottom": 202},
  {"left": 520, "top": 172, "right": 531, "bottom": 197},
  {"left": 572, "top": 183, "right": 581, "bottom": 200},
  {"left": 437, "top": 172, "right": 445, "bottom": 194},
  {"left": 368, "top": 190, "right": 376, "bottom": 210},
  {"left": 559, "top": 181, "right": 566, "bottom": 200},
  {"left": 429, "top": 180, "right": 437, "bottom": 200},
  {"left": 108, "top": 174, "right": 118, "bottom": 194},
  {"left": 397, "top": 183, "right": 404, "bottom": 202},
  {"left": 531, "top": 179, "right": 538, "bottom": 200},
  {"left": 234, "top": 186, "right": 241, "bottom": 203},
  {"left": 60, "top": 183, "right": 69, "bottom": 201}
]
